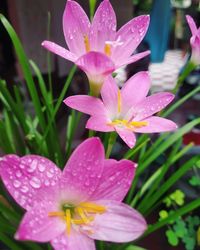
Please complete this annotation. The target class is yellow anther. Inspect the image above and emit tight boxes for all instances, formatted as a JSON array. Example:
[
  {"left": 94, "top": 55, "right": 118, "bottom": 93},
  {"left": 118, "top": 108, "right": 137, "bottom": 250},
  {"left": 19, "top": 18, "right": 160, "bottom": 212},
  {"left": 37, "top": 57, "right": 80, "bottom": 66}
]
[
  {"left": 76, "top": 207, "right": 89, "bottom": 224},
  {"left": 66, "top": 209, "right": 71, "bottom": 235},
  {"left": 48, "top": 211, "right": 65, "bottom": 217},
  {"left": 117, "top": 90, "right": 122, "bottom": 113},
  {"left": 107, "top": 119, "right": 148, "bottom": 130},
  {"left": 84, "top": 35, "right": 90, "bottom": 52},
  {"left": 72, "top": 216, "right": 94, "bottom": 225},
  {"left": 104, "top": 43, "right": 111, "bottom": 56},
  {"left": 80, "top": 202, "right": 106, "bottom": 214}
]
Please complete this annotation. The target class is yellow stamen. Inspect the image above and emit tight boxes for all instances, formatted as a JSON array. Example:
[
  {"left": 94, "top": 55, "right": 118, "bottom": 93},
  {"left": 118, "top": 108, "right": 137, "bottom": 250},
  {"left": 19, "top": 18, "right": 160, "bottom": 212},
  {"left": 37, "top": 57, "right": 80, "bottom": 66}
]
[
  {"left": 48, "top": 211, "right": 65, "bottom": 217},
  {"left": 66, "top": 209, "right": 71, "bottom": 235},
  {"left": 107, "top": 119, "right": 148, "bottom": 130},
  {"left": 76, "top": 207, "right": 89, "bottom": 224},
  {"left": 80, "top": 202, "right": 106, "bottom": 214},
  {"left": 104, "top": 43, "right": 111, "bottom": 56},
  {"left": 84, "top": 35, "right": 90, "bottom": 52},
  {"left": 117, "top": 90, "right": 122, "bottom": 113},
  {"left": 72, "top": 216, "right": 94, "bottom": 225}
]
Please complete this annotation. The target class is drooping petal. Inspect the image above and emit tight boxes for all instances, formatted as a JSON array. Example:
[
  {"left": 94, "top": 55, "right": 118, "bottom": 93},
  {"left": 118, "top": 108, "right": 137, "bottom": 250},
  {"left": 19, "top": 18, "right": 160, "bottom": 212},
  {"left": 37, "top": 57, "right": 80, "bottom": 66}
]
[
  {"left": 134, "top": 92, "right": 175, "bottom": 121},
  {"left": 90, "top": 159, "right": 136, "bottom": 201},
  {"left": 83, "top": 200, "right": 147, "bottom": 243},
  {"left": 15, "top": 200, "right": 65, "bottom": 242},
  {"left": 41, "top": 41, "right": 78, "bottom": 62},
  {"left": 76, "top": 51, "right": 115, "bottom": 87},
  {"left": 86, "top": 115, "right": 114, "bottom": 132},
  {"left": 134, "top": 116, "right": 178, "bottom": 133},
  {"left": 62, "top": 138, "right": 105, "bottom": 199},
  {"left": 63, "top": 0, "right": 91, "bottom": 56},
  {"left": 0, "top": 155, "right": 62, "bottom": 210},
  {"left": 116, "top": 50, "right": 150, "bottom": 68},
  {"left": 111, "top": 15, "right": 150, "bottom": 62},
  {"left": 186, "top": 15, "right": 197, "bottom": 35},
  {"left": 100, "top": 76, "right": 119, "bottom": 117},
  {"left": 121, "top": 71, "right": 151, "bottom": 114},
  {"left": 90, "top": 0, "right": 117, "bottom": 52},
  {"left": 64, "top": 95, "right": 106, "bottom": 116},
  {"left": 115, "top": 127, "right": 136, "bottom": 148},
  {"left": 51, "top": 230, "right": 95, "bottom": 250}
]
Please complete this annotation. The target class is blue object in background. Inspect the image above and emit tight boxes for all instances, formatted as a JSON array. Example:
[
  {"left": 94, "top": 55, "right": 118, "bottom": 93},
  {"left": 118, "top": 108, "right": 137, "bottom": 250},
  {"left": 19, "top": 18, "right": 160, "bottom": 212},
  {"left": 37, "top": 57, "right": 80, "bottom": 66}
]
[{"left": 145, "top": 0, "right": 172, "bottom": 62}]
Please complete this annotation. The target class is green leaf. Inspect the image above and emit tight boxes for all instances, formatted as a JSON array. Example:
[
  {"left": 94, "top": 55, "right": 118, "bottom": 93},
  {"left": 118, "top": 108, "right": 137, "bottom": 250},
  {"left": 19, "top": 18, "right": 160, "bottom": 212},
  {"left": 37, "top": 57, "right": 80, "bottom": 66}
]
[
  {"left": 125, "top": 246, "right": 147, "bottom": 250},
  {"left": 159, "top": 210, "right": 168, "bottom": 220},
  {"left": 189, "top": 176, "right": 200, "bottom": 186},
  {"left": 170, "top": 190, "right": 185, "bottom": 206},
  {"left": 166, "top": 229, "right": 179, "bottom": 246},
  {"left": 173, "top": 220, "right": 187, "bottom": 238}
]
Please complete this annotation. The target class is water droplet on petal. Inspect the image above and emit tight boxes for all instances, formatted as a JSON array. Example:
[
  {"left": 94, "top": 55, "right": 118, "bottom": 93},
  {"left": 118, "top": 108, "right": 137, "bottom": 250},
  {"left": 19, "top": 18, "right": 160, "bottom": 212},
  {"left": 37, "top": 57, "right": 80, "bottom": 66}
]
[
  {"left": 21, "top": 186, "right": 29, "bottom": 193},
  {"left": 38, "top": 164, "right": 46, "bottom": 172},
  {"left": 27, "top": 159, "right": 38, "bottom": 173},
  {"left": 30, "top": 177, "right": 41, "bottom": 189},
  {"left": 13, "top": 180, "right": 21, "bottom": 188}
]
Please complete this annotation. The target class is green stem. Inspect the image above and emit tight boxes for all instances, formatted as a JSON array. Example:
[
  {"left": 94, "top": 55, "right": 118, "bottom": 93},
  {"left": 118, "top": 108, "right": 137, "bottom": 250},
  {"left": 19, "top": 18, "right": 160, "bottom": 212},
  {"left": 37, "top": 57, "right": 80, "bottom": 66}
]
[
  {"left": 89, "top": 0, "right": 97, "bottom": 21},
  {"left": 172, "top": 61, "right": 196, "bottom": 95},
  {"left": 106, "top": 132, "right": 117, "bottom": 158}
]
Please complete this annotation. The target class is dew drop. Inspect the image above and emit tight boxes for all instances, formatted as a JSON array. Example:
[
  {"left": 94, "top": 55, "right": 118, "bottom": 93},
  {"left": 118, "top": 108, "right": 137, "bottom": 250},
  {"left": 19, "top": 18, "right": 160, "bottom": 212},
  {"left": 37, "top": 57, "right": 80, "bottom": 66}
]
[
  {"left": 16, "top": 170, "right": 22, "bottom": 178},
  {"left": 21, "top": 185, "right": 29, "bottom": 193},
  {"left": 30, "top": 177, "right": 41, "bottom": 189},
  {"left": 13, "top": 180, "right": 21, "bottom": 188},
  {"left": 27, "top": 159, "right": 38, "bottom": 173},
  {"left": 38, "top": 164, "right": 46, "bottom": 172}
]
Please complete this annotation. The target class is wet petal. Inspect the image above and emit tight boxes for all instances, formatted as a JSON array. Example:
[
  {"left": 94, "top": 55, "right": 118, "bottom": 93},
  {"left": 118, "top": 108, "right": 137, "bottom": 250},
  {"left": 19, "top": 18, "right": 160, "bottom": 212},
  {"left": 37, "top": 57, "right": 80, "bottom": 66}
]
[
  {"left": 76, "top": 51, "right": 115, "bottom": 85},
  {"left": 115, "top": 127, "right": 136, "bottom": 148},
  {"left": 112, "top": 15, "right": 150, "bottom": 62},
  {"left": 41, "top": 41, "right": 77, "bottom": 62},
  {"left": 15, "top": 200, "right": 65, "bottom": 242},
  {"left": 121, "top": 71, "right": 151, "bottom": 114},
  {"left": 86, "top": 115, "right": 114, "bottom": 132},
  {"left": 90, "top": 159, "right": 136, "bottom": 201},
  {"left": 90, "top": 0, "right": 116, "bottom": 52},
  {"left": 62, "top": 138, "right": 105, "bottom": 199},
  {"left": 63, "top": 0, "right": 90, "bottom": 56},
  {"left": 100, "top": 76, "right": 119, "bottom": 117},
  {"left": 134, "top": 92, "right": 175, "bottom": 120},
  {"left": 0, "top": 155, "right": 61, "bottom": 210},
  {"left": 186, "top": 15, "right": 197, "bottom": 35},
  {"left": 116, "top": 50, "right": 150, "bottom": 68},
  {"left": 134, "top": 116, "right": 178, "bottom": 133},
  {"left": 64, "top": 95, "right": 106, "bottom": 116},
  {"left": 51, "top": 230, "right": 95, "bottom": 250},
  {"left": 83, "top": 200, "right": 147, "bottom": 243}
]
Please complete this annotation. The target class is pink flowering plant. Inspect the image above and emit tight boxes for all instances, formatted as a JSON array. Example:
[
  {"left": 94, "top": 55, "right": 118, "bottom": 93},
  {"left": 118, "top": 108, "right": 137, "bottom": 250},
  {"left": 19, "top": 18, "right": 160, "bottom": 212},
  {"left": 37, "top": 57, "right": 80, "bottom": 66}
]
[{"left": 0, "top": 1, "right": 200, "bottom": 250}]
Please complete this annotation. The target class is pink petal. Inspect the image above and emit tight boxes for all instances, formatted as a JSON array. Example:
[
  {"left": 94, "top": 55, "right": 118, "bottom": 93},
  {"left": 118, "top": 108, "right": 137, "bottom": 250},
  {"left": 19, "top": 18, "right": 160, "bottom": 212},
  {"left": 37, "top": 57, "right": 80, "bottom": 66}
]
[
  {"left": 86, "top": 115, "right": 114, "bottom": 132},
  {"left": 134, "top": 92, "right": 175, "bottom": 120},
  {"left": 134, "top": 116, "right": 178, "bottom": 133},
  {"left": 15, "top": 200, "right": 65, "bottom": 242},
  {"left": 121, "top": 71, "right": 151, "bottom": 114},
  {"left": 0, "top": 155, "right": 61, "bottom": 210},
  {"left": 41, "top": 41, "right": 77, "bottom": 62},
  {"left": 83, "top": 200, "right": 147, "bottom": 242},
  {"left": 63, "top": 0, "right": 90, "bottom": 56},
  {"left": 112, "top": 15, "right": 150, "bottom": 62},
  {"left": 115, "top": 127, "right": 136, "bottom": 148},
  {"left": 90, "top": 159, "right": 136, "bottom": 201},
  {"left": 117, "top": 50, "right": 150, "bottom": 67},
  {"left": 100, "top": 76, "right": 119, "bottom": 116},
  {"left": 90, "top": 0, "right": 116, "bottom": 52},
  {"left": 62, "top": 138, "right": 105, "bottom": 199},
  {"left": 64, "top": 95, "right": 106, "bottom": 116},
  {"left": 76, "top": 51, "right": 115, "bottom": 85},
  {"left": 186, "top": 15, "right": 197, "bottom": 35},
  {"left": 51, "top": 230, "right": 95, "bottom": 250}
]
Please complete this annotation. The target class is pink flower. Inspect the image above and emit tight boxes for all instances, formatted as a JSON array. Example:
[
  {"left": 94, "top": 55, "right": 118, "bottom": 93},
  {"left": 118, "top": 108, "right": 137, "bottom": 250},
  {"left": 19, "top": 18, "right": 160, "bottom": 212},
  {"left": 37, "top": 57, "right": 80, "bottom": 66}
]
[
  {"left": 186, "top": 15, "right": 200, "bottom": 65},
  {"left": 0, "top": 138, "right": 146, "bottom": 249},
  {"left": 64, "top": 72, "right": 177, "bottom": 148},
  {"left": 42, "top": 0, "right": 150, "bottom": 96}
]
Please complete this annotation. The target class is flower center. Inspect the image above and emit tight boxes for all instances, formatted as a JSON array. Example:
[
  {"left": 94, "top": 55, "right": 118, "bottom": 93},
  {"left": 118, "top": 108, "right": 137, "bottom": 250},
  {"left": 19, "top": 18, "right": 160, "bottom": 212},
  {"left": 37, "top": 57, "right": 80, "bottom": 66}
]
[
  {"left": 48, "top": 202, "right": 106, "bottom": 235},
  {"left": 108, "top": 119, "right": 148, "bottom": 130}
]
